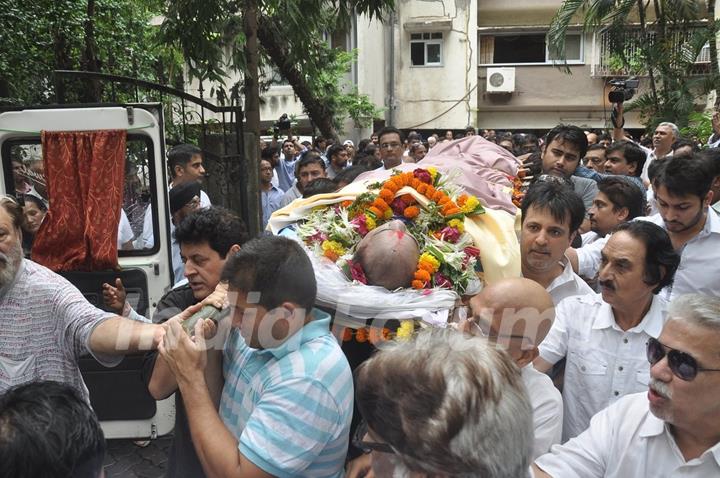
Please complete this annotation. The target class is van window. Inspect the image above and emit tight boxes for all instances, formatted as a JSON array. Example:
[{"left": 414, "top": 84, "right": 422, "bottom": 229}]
[{"left": 2, "top": 135, "right": 159, "bottom": 258}]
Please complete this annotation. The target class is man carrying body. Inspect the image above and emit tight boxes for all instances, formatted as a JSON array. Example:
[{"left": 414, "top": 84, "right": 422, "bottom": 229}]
[
  {"left": 0, "top": 195, "right": 164, "bottom": 399},
  {"left": 570, "top": 154, "right": 720, "bottom": 300},
  {"left": 535, "top": 220, "right": 680, "bottom": 440},
  {"left": 534, "top": 293, "right": 720, "bottom": 477},
  {"left": 540, "top": 124, "right": 599, "bottom": 213},
  {"left": 376, "top": 126, "right": 405, "bottom": 170},
  {"left": 468, "top": 277, "right": 562, "bottom": 459},
  {"left": 279, "top": 152, "right": 327, "bottom": 207},
  {"left": 520, "top": 180, "right": 593, "bottom": 304},
  {"left": 160, "top": 236, "right": 354, "bottom": 477}
]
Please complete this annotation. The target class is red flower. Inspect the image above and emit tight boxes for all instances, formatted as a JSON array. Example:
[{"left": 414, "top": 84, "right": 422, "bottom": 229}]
[
  {"left": 439, "top": 226, "right": 461, "bottom": 243},
  {"left": 413, "top": 168, "right": 433, "bottom": 184},
  {"left": 309, "top": 231, "right": 329, "bottom": 243},
  {"left": 390, "top": 197, "right": 407, "bottom": 216},
  {"left": 350, "top": 214, "right": 369, "bottom": 236},
  {"left": 434, "top": 273, "right": 453, "bottom": 289},
  {"left": 348, "top": 260, "right": 368, "bottom": 284},
  {"left": 464, "top": 246, "right": 480, "bottom": 257}
]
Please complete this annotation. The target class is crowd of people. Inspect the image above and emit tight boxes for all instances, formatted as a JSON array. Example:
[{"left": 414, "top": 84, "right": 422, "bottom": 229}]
[{"left": 2, "top": 107, "right": 720, "bottom": 478}]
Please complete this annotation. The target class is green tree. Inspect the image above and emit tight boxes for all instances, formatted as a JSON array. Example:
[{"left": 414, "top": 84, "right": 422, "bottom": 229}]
[
  {"left": 547, "top": 0, "right": 720, "bottom": 130},
  {"left": 160, "top": 0, "right": 393, "bottom": 140}
]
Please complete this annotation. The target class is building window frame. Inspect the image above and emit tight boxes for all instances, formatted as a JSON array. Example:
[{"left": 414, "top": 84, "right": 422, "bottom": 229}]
[
  {"left": 479, "top": 31, "right": 584, "bottom": 66},
  {"left": 410, "top": 32, "right": 444, "bottom": 67}
]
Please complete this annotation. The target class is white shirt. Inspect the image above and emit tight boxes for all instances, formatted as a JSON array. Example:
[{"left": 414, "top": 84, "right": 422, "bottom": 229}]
[
  {"left": 118, "top": 209, "right": 134, "bottom": 249},
  {"left": 535, "top": 393, "right": 720, "bottom": 478},
  {"left": 580, "top": 231, "right": 601, "bottom": 247},
  {"left": 538, "top": 293, "right": 668, "bottom": 441},
  {"left": 523, "top": 365, "right": 563, "bottom": 460},
  {"left": 576, "top": 209, "right": 720, "bottom": 301},
  {"left": 546, "top": 256, "right": 594, "bottom": 305}
]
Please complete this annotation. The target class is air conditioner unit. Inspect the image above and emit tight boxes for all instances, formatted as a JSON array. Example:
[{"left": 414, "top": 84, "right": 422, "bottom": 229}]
[{"left": 486, "top": 67, "right": 515, "bottom": 93}]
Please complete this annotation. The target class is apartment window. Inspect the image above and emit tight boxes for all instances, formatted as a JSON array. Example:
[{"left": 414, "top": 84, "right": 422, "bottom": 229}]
[
  {"left": 410, "top": 32, "right": 443, "bottom": 66},
  {"left": 479, "top": 33, "right": 583, "bottom": 65}
]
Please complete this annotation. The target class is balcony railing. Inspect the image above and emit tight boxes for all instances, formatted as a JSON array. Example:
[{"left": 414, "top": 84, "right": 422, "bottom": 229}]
[{"left": 591, "top": 26, "right": 712, "bottom": 78}]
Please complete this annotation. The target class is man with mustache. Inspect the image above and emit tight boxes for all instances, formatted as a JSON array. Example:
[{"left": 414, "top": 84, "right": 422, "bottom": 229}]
[
  {"left": 570, "top": 155, "right": 720, "bottom": 300},
  {"left": 520, "top": 180, "right": 593, "bottom": 305},
  {"left": 535, "top": 221, "right": 680, "bottom": 441},
  {"left": 533, "top": 294, "right": 720, "bottom": 477},
  {"left": 0, "top": 195, "right": 165, "bottom": 400}
]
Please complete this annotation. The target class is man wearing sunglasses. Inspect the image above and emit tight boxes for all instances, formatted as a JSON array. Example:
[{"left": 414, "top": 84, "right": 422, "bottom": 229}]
[
  {"left": 534, "top": 294, "right": 720, "bottom": 477},
  {"left": 535, "top": 220, "right": 680, "bottom": 441}
]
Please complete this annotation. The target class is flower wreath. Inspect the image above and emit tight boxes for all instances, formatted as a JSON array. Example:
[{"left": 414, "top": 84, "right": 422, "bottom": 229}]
[{"left": 297, "top": 167, "right": 485, "bottom": 295}]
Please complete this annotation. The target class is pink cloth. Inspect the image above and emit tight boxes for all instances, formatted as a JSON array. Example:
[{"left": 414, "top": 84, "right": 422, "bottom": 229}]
[{"left": 358, "top": 136, "right": 520, "bottom": 214}]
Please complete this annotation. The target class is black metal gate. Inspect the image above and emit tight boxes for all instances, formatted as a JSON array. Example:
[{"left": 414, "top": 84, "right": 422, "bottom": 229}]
[{"left": 53, "top": 70, "right": 257, "bottom": 235}]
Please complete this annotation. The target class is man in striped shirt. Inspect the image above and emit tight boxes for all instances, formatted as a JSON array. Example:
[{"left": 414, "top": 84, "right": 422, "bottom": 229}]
[{"left": 160, "top": 236, "right": 353, "bottom": 478}]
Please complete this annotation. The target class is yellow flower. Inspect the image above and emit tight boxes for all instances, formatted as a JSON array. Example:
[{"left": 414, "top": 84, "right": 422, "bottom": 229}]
[
  {"left": 418, "top": 252, "right": 441, "bottom": 273},
  {"left": 321, "top": 240, "right": 345, "bottom": 258},
  {"left": 427, "top": 167, "right": 438, "bottom": 182},
  {"left": 365, "top": 214, "right": 377, "bottom": 230},
  {"left": 396, "top": 320, "right": 415, "bottom": 341},
  {"left": 447, "top": 218, "right": 465, "bottom": 233},
  {"left": 384, "top": 208, "right": 393, "bottom": 219},
  {"left": 461, "top": 195, "right": 480, "bottom": 214}
]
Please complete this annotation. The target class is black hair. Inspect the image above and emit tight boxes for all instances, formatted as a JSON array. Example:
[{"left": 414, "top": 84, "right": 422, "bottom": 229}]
[
  {"left": 464, "top": 125, "right": 476, "bottom": 134},
  {"left": 282, "top": 138, "right": 294, "bottom": 148},
  {"left": 671, "top": 138, "right": 701, "bottom": 155},
  {"left": 334, "top": 164, "right": 369, "bottom": 187},
  {"left": 19, "top": 193, "right": 48, "bottom": 212},
  {"left": 295, "top": 152, "right": 326, "bottom": 178},
  {"left": 598, "top": 132, "right": 612, "bottom": 143},
  {"left": 647, "top": 157, "right": 669, "bottom": 182},
  {"left": 544, "top": 124, "right": 589, "bottom": 159},
  {"left": 606, "top": 140, "right": 646, "bottom": 177},
  {"left": 167, "top": 144, "right": 202, "bottom": 178},
  {"left": 377, "top": 126, "right": 405, "bottom": 144},
  {"left": 312, "top": 136, "right": 326, "bottom": 148},
  {"left": 302, "top": 177, "right": 337, "bottom": 198},
  {"left": 407, "top": 131, "right": 422, "bottom": 142},
  {"left": 0, "top": 381, "right": 106, "bottom": 478},
  {"left": 613, "top": 221, "right": 680, "bottom": 294},
  {"left": 221, "top": 235, "right": 316, "bottom": 312},
  {"left": 174, "top": 206, "right": 249, "bottom": 258},
  {"left": 357, "top": 138, "right": 371, "bottom": 152},
  {"left": 699, "top": 148, "right": 720, "bottom": 177},
  {"left": 521, "top": 180, "right": 585, "bottom": 234},
  {"left": 652, "top": 154, "right": 713, "bottom": 199},
  {"left": 261, "top": 146, "right": 279, "bottom": 161},
  {"left": 326, "top": 144, "right": 346, "bottom": 162},
  {"left": 355, "top": 154, "right": 383, "bottom": 171},
  {"left": 597, "top": 177, "right": 646, "bottom": 220},
  {"left": 586, "top": 143, "right": 607, "bottom": 153}
]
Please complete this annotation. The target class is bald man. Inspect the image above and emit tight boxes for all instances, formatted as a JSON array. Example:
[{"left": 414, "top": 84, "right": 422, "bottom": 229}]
[
  {"left": 468, "top": 278, "right": 563, "bottom": 458},
  {"left": 354, "top": 220, "right": 420, "bottom": 289}
]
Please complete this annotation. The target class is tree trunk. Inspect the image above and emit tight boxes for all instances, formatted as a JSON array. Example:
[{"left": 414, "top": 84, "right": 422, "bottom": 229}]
[
  {"left": 80, "top": 0, "right": 102, "bottom": 102},
  {"left": 257, "top": 18, "right": 339, "bottom": 141},
  {"left": 52, "top": 29, "right": 73, "bottom": 103},
  {"left": 243, "top": 0, "right": 261, "bottom": 138}
]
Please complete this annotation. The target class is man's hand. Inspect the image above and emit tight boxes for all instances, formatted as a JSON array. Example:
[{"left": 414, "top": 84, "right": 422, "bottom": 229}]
[
  {"left": 159, "top": 316, "right": 211, "bottom": 385},
  {"left": 102, "top": 278, "right": 127, "bottom": 315},
  {"left": 201, "top": 282, "right": 228, "bottom": 310}
]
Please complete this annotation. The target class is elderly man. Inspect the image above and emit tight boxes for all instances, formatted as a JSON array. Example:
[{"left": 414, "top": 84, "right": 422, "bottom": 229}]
[
  {"left": 535, "top": 220, "right": 680, "bottom": 440},
  {"left": 354, "top": 328, "right": 533, "bottom": 478},
  {"left": 0, "top": 195, "right": 163, "bottom": 399},
  {"left": 534, "top": 294, "right": 720, "bottom": 477},
  {"left": 521, "top": 180, "right": 593, "bottom": 304},
  {"left": 469, "top": 277, "right": 562, "bottom": 459}
]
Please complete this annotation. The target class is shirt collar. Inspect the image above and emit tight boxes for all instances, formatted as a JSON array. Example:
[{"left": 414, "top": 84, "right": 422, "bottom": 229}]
[
  {"left": 639, "top": 417, "right": 720, "bottom": 466},
  {"left": 546, "top": 255, "right": 575, "bottom": 290},
  {"left": 591, "top": 295, "right": 665, "bottom": 336},
  {"left": 263, "top": 309, "right": 332, "bottom": 360},
  {"left": 703, "top": 206, "right": 720, "bottom": 236}
]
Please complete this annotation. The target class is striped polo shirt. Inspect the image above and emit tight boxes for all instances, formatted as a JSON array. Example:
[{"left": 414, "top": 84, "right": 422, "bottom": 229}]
[{"left": 219, "top": 311, "right": 353, "bottom": 478}]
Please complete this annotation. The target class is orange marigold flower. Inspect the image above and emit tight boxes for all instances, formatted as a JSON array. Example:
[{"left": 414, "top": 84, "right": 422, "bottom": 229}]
[
  {"left": 373, "top": 197, "right": 389, "bottom": 211},
  {"left": 379, "top": 188, "right": 395, "bottom": 203},
  {"left": 368, "top": 206, "right": 383, "bottom": 218},
  {"left": 324, "top": 250, "right": 339, "bottom": 261},
  {"left": 412, "top": 280, "right": 426, "bottom": 289},
  {"left": 438, "top": 196, "right": 451, "bottom": 206},
  {"left": 341, "top": 200, "right": 353, "bottom": 208},
  {"left": 414, "top": 269, "right": 431, "bottom": 282},
  {"left": 417, "top": 183, "right": 428, "bottom": 194},
  {"left": 381, "top": 328, "right": 391, "bottom": 340},
  {"left": 410, "top": 178, "right": 422, "bottom": 189},
  {"left": 401, "top": 194, "right": 416, "bottom": 204},
  {"left": 443, "top": 207, "right": 462, "bottom": 216},
  {"left": 403, "top": 206, "right": 420, "bottom": 219},
  {"left": 356, "top": 328, "right": 368, "bottom": 343},
  {"left": 425, "top": 185, "right": 437, "bottom": 198},
  {"left": 385, "top": 182, "right": 400, "bottom": 193},
  {"left": 342, "top": 328, "right": 353, "bottom": 342},
  {"left": 418, "top": 261, "right": 435, "bottom": 273},
  {"left": 432, "top": 190, "right": 446, "bottom": 202},
  {"left": 457, "top": 194, "right": 469, "bottom": 206}
]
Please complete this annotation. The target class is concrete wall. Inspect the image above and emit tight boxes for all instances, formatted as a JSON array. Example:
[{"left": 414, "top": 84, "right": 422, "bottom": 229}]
[{"left": 388, "top": 0, "right": 478, "bottom": 130}]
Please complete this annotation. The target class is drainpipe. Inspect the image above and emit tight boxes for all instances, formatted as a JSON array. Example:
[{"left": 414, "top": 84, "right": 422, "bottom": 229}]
[{"left": 388, "top": 9, "right": 396, "bottom": 126}]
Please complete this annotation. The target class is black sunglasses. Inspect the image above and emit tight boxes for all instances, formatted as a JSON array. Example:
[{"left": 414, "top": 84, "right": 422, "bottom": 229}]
[
  {"left": 647, "top": 337, "right": 720, "bottom": 381},
  {"left": 352, "top": 421, "right": 395, "bottom": 455}
]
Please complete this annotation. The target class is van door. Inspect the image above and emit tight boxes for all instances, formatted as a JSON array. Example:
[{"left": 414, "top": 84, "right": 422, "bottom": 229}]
[{"left": 0, "top": 104, "right": 175, "bottom": 439}]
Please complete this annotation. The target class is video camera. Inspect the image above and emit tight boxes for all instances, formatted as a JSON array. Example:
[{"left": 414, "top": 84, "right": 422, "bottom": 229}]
[{"left": 608, "top": 78, "right": 639, "bottom": 103}]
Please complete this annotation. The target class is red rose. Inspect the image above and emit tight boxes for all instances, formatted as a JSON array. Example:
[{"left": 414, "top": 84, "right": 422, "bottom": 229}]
[{"left": 413, "top": 169, "right": 433, "bottom": 184}]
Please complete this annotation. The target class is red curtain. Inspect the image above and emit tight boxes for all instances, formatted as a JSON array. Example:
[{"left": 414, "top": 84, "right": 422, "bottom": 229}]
[{"left": 32, "top": 130, "right": 126, "bottom": 271}]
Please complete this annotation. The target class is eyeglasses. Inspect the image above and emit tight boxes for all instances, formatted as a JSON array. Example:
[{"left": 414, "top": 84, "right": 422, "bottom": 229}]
[
  {"left": 380, "top": 142, "right": 402, "bottom": 150},
  {"left": 647, "top": 337, "right": 720, "bottom": 381},
  {"left": 352, "top": 421, "right": 395, "bottom": 455}
]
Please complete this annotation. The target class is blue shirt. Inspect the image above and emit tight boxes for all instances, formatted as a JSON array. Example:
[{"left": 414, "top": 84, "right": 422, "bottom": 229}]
[
  {"left": 574, "top": 165, "right": 645, "bottom": 192},
  {"left": 219, "top": 312, "right": 353, "bottom": 478},
  {"left": 261, "top": 186, "right": 284, "bottom": 231},
  {"left": 276, "top": 154, "right": 300, "bottom": 192}
]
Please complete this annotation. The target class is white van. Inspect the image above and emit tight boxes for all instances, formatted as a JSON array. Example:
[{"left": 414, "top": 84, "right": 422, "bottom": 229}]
[{"left": 0, "top": 104, "right": 176, "bottom": 439}]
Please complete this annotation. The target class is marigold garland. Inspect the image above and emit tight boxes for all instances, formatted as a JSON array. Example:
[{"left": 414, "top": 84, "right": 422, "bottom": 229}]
[{"left": 341, "top": 326, "right": 408, "bottom": 344}]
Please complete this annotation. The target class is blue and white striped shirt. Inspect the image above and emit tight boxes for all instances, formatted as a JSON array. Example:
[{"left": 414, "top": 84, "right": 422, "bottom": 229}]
[{"left": 220, "top": 311, "right": 353, "bottom": 478}]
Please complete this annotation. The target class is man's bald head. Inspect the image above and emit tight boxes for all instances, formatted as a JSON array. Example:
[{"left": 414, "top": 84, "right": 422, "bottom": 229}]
[
  {"left": 469, "top": 277, "right": 555, "bottom": 364},
  {"left": 354, "top": 220, "right": 420, "bottom": 290}
]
